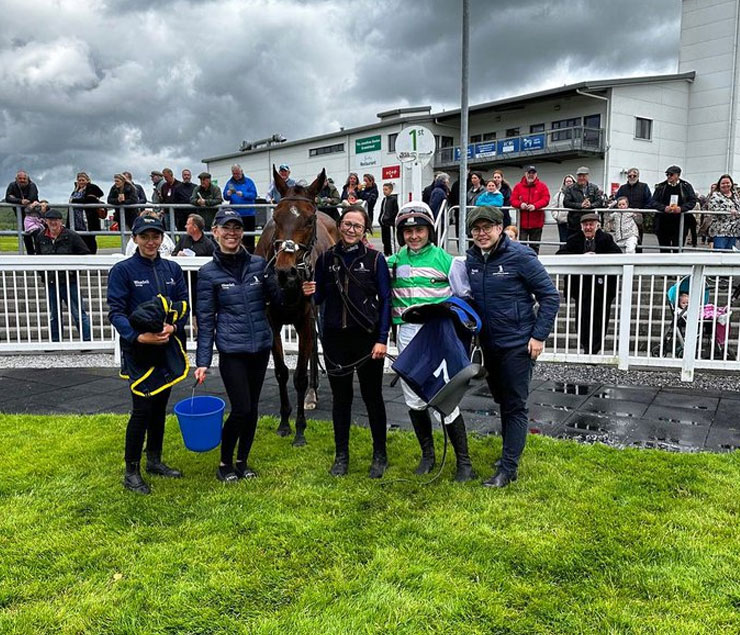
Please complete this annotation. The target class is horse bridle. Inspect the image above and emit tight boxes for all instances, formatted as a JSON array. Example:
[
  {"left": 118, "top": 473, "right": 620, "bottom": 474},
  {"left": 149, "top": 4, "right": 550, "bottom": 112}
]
[{"left": 267, "top": 195, "right": 318, "bottom": 282}]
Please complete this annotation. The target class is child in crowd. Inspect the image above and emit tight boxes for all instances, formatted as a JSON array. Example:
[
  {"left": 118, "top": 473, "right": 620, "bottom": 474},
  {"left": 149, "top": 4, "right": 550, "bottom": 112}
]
[
  {"left": 607, "top": 196, "right": 640, "bottom": 253},
  {"left": 504, "top": 225, "right": 518, "bottom": 241}
]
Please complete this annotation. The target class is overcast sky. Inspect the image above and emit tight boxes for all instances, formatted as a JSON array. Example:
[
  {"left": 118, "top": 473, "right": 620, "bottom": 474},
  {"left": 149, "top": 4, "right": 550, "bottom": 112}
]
[{"left": 0, "top": 0, "right": 680, "bottom": 201}]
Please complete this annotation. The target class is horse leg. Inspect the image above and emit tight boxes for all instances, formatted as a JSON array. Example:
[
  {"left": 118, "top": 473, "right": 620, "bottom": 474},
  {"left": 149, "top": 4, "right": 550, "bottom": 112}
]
[
  {"left": 272, "top": 325, "right": 292, "bottom": 437},
  {"left": 292, "top": 320, "right": 314, "bottom": 447},
  {"left": 304, "top": 312, "right": 319, "bottom": 411}
]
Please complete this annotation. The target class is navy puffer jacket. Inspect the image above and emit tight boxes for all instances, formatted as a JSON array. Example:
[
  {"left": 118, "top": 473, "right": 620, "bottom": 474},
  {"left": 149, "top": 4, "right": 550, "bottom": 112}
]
[
  {"left": 195, "top": 248, "right": 274, "bottom": 367},
  {"left": 465, "top": 235, "right": 559, "bottom": 350}
]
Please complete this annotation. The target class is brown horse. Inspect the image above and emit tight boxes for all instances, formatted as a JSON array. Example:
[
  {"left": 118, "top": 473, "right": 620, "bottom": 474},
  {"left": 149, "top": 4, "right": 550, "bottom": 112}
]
[{"left": 256, "top": 167, "right": 339, "bottom": 446}]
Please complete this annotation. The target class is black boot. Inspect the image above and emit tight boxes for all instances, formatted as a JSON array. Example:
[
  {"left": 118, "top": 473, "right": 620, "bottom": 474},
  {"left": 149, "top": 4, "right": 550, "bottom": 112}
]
[
  {"left": 446, "top": 416, "right": 477, "bottom": 482},
  {"left": 330, "top": 452, "right": 349, "bottom": 476},
  {"left": 123, "top": 461, "right": 150, "bottom": 495},
  {"left": 146, "top": 452, "right": 183, "bottom": 478},
  {"left": 409, "top": 409, "right": 435, "bottom": 475},
  {"left": 368, "top": 451, "right": 388, "bottom": 479}
]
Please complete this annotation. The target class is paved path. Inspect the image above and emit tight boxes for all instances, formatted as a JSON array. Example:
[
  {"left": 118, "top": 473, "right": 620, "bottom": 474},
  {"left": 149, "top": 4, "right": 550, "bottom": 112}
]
[{"left": 1, "top": 366, "right": 738, "bottom": 453}]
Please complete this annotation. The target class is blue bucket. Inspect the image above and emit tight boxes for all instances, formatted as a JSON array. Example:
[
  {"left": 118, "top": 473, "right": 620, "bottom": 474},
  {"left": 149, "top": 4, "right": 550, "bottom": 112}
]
[{"left": 174, "top": 395, "right": 225, "bottom": 452}]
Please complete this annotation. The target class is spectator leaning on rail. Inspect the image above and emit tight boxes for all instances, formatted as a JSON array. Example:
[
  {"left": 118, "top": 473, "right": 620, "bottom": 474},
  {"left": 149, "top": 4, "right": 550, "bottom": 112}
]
[
  {"left": 107, "top": 214, "right": 190, "bottom": 495},
  {"left": 302, "top": 205, "right": 392, "bottom": 479},
  {"left": 563, "top": 166, "right": 605, "bottom": 237},
  {"left": 510, "top": 165, "right": 550, "bottom": 255},
  {"left": 194, "top": 209, "right": 281, "bottom": 482},
  {"left": 108, "top": 173, "right": 139, "bottom": 231},
  {"left": 606, "top": 196, "right": 640, "bottom": 254},
  {"left": 34, "top": 208, "right": 92, "bottom": 343},
  {"left": 266, "top": 164, "right": 295, "bottom": 203},
  {"left": 464, "top": 206, "right": 559, "bottom": 488},
  {"left": 5, "top": 170, "right": 39, "bottom": 254},
  {"left": 649, "top": 165, "right": 698, "bottom": 252},
  {"left": 557, "top": 213, "right": 622, "bottom": 355},
  {"left": 123, "top": 171, "right": 147, "bottom": 206},
  {"left": 173, "top": 169, "right": 197, "bottom": 213},
  {"left": 707, "top": 174, "right": 740, "bottom": 251},
  {"left": 190, "top": 172, "right": 223, "bottom": 230},
  {"left": 68, "top": 172, "right": 105, "bottom": 255},
  {"left": 150, "top": 170, "right": 165, "bottom": 204},
  {"left": 223, "top": 164, "right": 258, "bottom": 253},
  {"left": 551, "top": 174, "right": 575, "bottom": 244},
  {"left": 387, "top": 201, "right": 476, "bottom": 482},
  {"left": 316, "top": 176, "right": 342, "bottom": 221}
]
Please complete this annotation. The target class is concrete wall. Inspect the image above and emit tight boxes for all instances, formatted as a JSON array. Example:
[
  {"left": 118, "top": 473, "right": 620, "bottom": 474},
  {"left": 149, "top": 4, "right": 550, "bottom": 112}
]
[
  {"left": 679, "top": 0, "right": 740, "bottom": 190},
  {"left": 608, "top": 81, "right": 690, "bottom": 192}
]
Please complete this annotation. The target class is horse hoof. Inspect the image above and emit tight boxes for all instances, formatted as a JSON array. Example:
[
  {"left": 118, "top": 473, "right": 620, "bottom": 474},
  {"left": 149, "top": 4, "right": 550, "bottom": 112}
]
[
  {"left": 304, "top": 390, "right": 317, "bottom": 410},
  {"left": 292, "top": 434, "right": 307, "bottom": 447},
  {"left": 276, "top": 424, "right": 292, "bottom": 437}
]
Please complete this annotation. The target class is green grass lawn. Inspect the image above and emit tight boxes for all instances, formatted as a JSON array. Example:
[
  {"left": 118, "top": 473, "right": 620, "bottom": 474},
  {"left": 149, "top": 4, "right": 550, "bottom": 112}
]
[
  {"left": 1, "top": 414, "right": 739, "bottom": 634},
  {"left": 0, "top": 235, "right": 124, "bottom": 252}
]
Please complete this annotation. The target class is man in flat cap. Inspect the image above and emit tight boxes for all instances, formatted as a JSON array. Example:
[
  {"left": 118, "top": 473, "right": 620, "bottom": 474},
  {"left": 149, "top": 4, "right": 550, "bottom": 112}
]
[
  {"left": 649, "top": 165, "right": 698, "bottom": 252},
  {"left": 465, "top": 206, "right": 560, "bottom": 488},
  {"left": 563, "top": 166, "right": 605, "bottom": 238},
  {"left": 557, "top": 213, "right": 622, "bottom": 354},
  {"left": 190, "top": 172, "right": 223, "bottom": 230}
]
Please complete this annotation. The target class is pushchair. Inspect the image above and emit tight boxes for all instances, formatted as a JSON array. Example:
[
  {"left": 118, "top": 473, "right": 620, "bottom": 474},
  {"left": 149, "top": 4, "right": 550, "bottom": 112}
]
[{"left": 652, "top": 276, "right": 731, "bottom": 358}]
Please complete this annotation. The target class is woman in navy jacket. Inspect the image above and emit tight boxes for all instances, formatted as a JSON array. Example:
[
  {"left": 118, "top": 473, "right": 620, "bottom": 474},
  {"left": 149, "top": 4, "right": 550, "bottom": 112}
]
[
  {"left": 302, "top": 205, "right": 392, "bottom": 478},
  {"left": 194, "top": 208, "right": 278, "bottom": 483},
  {"left": 107, "top": 215, "right": 190, "bottom": 495}
]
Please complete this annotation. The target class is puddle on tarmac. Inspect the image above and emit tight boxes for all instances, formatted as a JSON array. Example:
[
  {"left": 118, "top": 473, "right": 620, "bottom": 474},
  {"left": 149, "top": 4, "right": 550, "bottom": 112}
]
[
  {"left": 544, "top": 382, "right": 593, "bottom": 395},
  {"left": 657, "top": 416, "right": 704, "bottom": 426}
]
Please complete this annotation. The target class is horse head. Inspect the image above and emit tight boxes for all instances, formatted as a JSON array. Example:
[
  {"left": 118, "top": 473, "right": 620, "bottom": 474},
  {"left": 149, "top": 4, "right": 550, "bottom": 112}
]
[{"left": 269, "top": 167, "right": 326, "bottom": 300}]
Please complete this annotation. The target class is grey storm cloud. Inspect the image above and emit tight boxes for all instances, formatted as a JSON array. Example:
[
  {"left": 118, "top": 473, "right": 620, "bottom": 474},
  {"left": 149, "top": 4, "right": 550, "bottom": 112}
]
[{"left": 0, "top": 0, "right": 678, "bottom": 201}]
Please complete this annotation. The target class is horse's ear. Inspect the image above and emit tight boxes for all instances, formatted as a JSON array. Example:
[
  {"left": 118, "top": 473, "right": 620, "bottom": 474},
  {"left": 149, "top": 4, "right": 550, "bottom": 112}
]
[
  {"left": 306, "top": 168, "right": 326, "bottom": 202},
  {"left": 273, "top": 164, "right": 288, "bottom": 197}
]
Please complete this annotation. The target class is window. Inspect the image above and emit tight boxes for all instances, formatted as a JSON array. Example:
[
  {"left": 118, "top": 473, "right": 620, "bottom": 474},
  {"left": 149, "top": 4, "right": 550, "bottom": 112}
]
[
  {"left": 470, "top": 134, "right": 482, "bottom": 143},
  {"left": 505, "top": 127, "right": 520, "bottom": 138},
  {"left": 635, "top": 117, "right": 653, "bottom": 140},
  {"left": 309, "top": 142, "right": 344, "bottom": 157},
  {"left": 435, "top": 135, "right": 454, "bottom": 150},
  {"left": 387, "top": 133, "right": 398, "bottom": 153},
  {"left": 482, "top": 131, "right": 497, "bottom": 141},
  {"left": 529, "top": 123, "right": 545, "bottom": 134},
  {"left": 551, "top": 117, "right": 582, "bottom": 141}
]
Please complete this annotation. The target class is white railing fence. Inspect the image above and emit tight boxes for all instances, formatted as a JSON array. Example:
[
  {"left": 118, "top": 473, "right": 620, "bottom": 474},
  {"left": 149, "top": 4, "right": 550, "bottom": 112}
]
[{"left": 0, "top": 254, "right": 738, "bottom": 381}]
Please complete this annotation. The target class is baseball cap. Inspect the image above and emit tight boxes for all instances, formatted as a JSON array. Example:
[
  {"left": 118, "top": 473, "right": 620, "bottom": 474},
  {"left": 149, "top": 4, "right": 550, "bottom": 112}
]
[
  {"left": 467, "top": 206, "right": 504, "bottom": 232},
  {"left": 44, "top": 208, "right": 63, "bottom": 220},
  {"left": 524, "top": 165, "right": 537, "bottom": 173},
  {"left": 132, "top": 215, "right": 165, "bottom": 235},
  {"left": 278, "top": 163, "right": 290, "bottom": 172},
  {"left": 580, "top": 213, "right": 599, "bottom": 223},
  {"left": 213, "top": 208, "right": 244, "bottom": 227},
  {"left": 576, "top": 166, "right": 590, "bottom": 175}
]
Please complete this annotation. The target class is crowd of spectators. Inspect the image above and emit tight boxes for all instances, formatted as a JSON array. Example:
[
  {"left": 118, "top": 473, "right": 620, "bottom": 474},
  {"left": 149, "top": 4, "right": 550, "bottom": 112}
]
[{"left": 5, "top": 162, "right": 740, "bottom": 260}]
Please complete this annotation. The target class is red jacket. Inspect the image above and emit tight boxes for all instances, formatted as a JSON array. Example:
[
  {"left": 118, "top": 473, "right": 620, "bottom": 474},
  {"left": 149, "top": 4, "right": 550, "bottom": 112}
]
[{"left": 511, "top": 177, "right": 550, "bottom": 229}]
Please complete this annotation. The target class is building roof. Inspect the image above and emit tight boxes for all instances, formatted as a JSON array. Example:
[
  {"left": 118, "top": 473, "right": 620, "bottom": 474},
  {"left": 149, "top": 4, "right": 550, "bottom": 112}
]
[{"left": 202, "top": 71, "right": 696, "bottom": 163}]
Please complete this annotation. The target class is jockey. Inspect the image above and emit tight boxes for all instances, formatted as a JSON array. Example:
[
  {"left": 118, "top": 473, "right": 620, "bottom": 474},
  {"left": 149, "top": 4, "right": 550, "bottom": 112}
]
[{"left": 387, "top": 201, "right": 476, "bottom": 482}]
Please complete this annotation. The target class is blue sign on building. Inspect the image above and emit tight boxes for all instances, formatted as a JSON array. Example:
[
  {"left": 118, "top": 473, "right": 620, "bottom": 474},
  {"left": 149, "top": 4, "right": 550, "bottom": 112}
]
[
  {"left": 453, "top": 144, "right": 475, "bottom": 161},
  {"left": 521, "top": 134, "right": 546, "bottom": 151},
  {"left": 497, "top": 138, "right": 520, "bottom": 154},
  {"left": 475, "top": 142, "right": 497, "bottom": 158}
]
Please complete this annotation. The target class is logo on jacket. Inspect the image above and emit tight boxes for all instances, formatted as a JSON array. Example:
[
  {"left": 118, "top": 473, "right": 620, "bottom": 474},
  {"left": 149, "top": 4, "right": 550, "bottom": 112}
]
[
  {"left": 221, "top": 282, "right": 235, "bottom": 289},
  {"left": 249, "top": 275, "right": 262, "bottom": 286},
  {"left": 165, "top": 277, "right": 176, "bottom": 285},
  {"left": 355, "top": 262, "right": 367, "bottom": 272},
  {"left": 133, "top": 279, "right": 150, "bottom": 287}
]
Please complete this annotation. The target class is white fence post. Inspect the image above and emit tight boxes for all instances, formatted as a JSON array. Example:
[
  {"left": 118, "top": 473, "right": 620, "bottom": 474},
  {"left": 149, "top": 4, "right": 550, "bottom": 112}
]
[
  {"left": 680, "top": 264, "right": 705, "bottom": 382},
  {"left": 618, "top": 264, "right": 634, "bottom": 371}
]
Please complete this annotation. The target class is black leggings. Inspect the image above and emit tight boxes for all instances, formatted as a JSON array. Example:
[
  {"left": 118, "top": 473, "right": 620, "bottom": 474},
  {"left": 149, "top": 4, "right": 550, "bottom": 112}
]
[
  {"left": 218, "top": 350, "right": 270, "bottom": 465},
  {"left": 322, "top": 328, "right": 387, "bottom": 457},
  {"left": 125, "top": 388, "right": 172, "bottom": 462}
]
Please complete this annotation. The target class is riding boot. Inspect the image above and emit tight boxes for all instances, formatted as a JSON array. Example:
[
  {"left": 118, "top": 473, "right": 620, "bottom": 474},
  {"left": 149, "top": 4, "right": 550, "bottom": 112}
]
[
  {"left": 409, "top": 409, "right": 435, "bottom": 475},
  {"left": 446, "top": 416, "right": 477, "bottom": 482},
  {"left": 330, "top": 452, "right": 349, "bottom": 476},
  {"left": 368, "top": 451, "right": 388, "bottom": 479},
  {"left": 146, "top": 452, "right": 183, "bottom": 478},
  {"left": 123, "top": 461, "right": 150, "bottom": 495}
]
